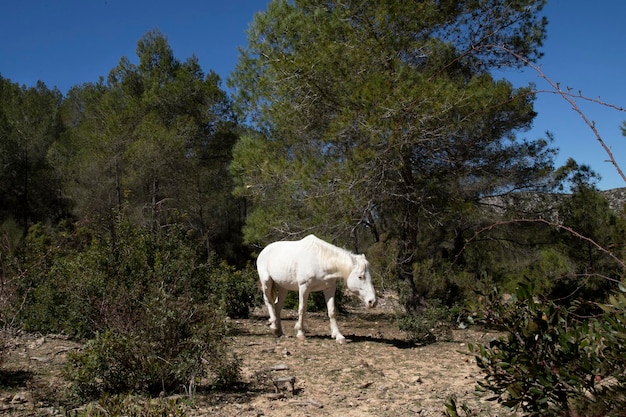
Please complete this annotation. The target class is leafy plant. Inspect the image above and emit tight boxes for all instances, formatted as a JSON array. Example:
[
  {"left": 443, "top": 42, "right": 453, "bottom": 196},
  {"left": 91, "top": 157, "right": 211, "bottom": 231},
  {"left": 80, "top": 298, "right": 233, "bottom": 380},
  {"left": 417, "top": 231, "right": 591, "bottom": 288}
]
[
  {"left": 395, "top": 301, "right": 456, "bottom": 345},
  {"left": 206, "top": 259, "right": 261, "bottom": 318},
  {"left": 11, "top": 219, "right": 247, "bottom": 400},
  {"left": 65, "top": 289, "right": 239, "bottom": 400},
  {"left": 470, "top": 282, "right": 626, "bottom": 416}
]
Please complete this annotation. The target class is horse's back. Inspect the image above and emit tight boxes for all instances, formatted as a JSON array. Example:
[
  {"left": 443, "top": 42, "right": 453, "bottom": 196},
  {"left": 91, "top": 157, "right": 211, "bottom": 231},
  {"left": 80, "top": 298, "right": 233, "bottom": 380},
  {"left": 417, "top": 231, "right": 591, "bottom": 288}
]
[
  {"left": 257, "top": 236, "right": 323, "bottom": 289},
  {"left": 257, "top": 238, "right": 303, "bottom": 288}
]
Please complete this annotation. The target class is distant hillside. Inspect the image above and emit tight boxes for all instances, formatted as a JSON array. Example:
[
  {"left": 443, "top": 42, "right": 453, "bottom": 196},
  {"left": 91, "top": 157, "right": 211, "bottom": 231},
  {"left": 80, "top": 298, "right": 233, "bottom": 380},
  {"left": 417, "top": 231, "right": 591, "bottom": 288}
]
[
  {"left": 481, "top": 187, "right": 626, "bottom": 220},
  {"left": 601, "top": 187, "right": 626, "bottom": 213}
]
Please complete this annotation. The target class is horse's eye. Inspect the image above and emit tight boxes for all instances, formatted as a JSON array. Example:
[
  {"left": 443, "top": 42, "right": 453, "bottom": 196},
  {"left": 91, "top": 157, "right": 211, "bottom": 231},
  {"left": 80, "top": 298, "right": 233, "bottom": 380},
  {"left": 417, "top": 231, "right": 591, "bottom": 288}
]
[{"left": 359, "top": 275, "right": 365, "bottom": 281}]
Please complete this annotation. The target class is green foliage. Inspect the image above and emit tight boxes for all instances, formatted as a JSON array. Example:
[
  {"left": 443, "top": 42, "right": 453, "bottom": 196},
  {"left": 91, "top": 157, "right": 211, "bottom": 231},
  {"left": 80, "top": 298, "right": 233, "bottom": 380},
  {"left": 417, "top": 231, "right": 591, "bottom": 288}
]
[
  {"left": 15, "top": 216, "right": 261, "bottom": 334},
  {"left": 65, "top": 290, "right": 238, "bottom": 400},
  {"left": 520, "top": 247, "right": 575, "bottom": 295},
  {"left": 395, "top": 301, "right": 456, "bottom": 345},
  {"left": 444, "top": 398, "right": 472, "bottom": 417},
  {"left": 554, "top": 185, "right": 626, "bottom": 302},
  {"left": 230, "top": 0, "right": 555, "bottom": 309},
  {"left": 14, "top": 219, "right": 210, "bottom": 336},
  {"left": 9, "top": 218, "right": 250, "bottom": 400},
  {"left": 470, "top": 283, "right": 626, "bottom": 416},
  {"left": 282, "top": 290, "right": 308, "bottom": 311},
  {"left": 0, "top": 76, "right": 69, "bottom": 234},
  {"left": 206, "top": 259, "right": 261, "bottom": 318},
  {"left": 50, "top": 30, "right": 245, "bottom": 263}
]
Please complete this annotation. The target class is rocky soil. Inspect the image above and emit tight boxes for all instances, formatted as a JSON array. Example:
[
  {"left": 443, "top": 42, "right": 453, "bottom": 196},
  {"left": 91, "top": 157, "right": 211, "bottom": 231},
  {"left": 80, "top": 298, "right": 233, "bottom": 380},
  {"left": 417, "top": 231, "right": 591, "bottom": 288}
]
[{"left": 0, "top": 307, "right": 517, "bottom": 416}]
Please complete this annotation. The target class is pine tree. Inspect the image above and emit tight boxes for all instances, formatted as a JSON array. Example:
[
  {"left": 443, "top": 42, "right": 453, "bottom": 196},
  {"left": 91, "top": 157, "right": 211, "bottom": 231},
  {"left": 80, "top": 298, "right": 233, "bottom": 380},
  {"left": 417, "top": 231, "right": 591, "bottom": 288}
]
[{"left": 230, "top": 0, "right": 554, "bottom": 306}]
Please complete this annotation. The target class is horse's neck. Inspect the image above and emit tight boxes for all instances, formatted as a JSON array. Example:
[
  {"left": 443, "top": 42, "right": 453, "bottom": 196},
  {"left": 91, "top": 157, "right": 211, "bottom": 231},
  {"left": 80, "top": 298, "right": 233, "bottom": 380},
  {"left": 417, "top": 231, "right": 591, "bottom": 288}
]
[
  {"left": 314, "top": 240, "right": 355, "bottom": 279},
  {"left": 334, "top": 251, "right": 356, "bottom": 280}
]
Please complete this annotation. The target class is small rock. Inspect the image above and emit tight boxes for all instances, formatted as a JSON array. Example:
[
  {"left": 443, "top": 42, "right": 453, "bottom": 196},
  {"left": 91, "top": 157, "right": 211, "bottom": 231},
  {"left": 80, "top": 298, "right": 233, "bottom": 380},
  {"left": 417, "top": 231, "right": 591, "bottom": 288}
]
[
  {"left": 267, "top": 392, "right": 286, "bottom": 401},
  {"left": 269, "top": 363, "right": 289, "bottom": 371},
  {"left": 11, "top": 392, "right": 28, "bottom": 404},
  {"left": 54, "top": 346, "right": 78, "bottom": 355},
  {"left": 28, "top": 336, "right": 46, "bottom": 349},
  {"left": 307, "top": 399, "right": 324, "bottom": 408},
  {"left": 273, "top": 376, "right": 296, "bottom": 394},
  {"left": 292, "top": 398, "right": 324, "bottom": 408}
]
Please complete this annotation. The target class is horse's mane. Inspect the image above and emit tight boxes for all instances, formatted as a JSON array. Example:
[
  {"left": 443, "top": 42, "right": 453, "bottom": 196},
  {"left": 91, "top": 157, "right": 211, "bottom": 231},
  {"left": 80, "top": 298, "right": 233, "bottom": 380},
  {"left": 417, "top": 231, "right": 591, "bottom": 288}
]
[{"left": 302, "top": 235, "right": 359, "bottom": 279}]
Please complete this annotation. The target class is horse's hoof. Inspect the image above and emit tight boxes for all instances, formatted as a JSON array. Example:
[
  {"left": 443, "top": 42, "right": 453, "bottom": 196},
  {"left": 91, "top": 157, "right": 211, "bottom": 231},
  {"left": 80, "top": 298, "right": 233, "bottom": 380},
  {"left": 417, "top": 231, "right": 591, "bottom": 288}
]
[
  {"left": 335, "top": 336, "right": 346, "bottom": 344},
  {"left": 296, "top": 332, "right": 306, "bottom": 341}
]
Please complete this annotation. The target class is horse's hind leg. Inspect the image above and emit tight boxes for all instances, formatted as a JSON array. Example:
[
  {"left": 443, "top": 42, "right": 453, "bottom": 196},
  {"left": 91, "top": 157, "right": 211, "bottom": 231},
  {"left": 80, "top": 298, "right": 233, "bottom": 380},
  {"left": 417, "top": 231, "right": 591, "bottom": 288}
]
[
  {"left": 274, "top": 286, "right": 288, "bottom": 335},
  {"left": 260, "top": 277, "right": 283, "bottom": 337}
]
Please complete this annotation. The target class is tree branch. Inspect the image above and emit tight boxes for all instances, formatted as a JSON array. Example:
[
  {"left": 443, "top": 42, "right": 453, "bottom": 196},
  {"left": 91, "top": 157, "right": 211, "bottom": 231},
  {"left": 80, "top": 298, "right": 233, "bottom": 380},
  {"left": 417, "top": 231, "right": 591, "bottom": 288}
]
[{"left": 486, "top": 44, "right": 626, "bottom": 184}]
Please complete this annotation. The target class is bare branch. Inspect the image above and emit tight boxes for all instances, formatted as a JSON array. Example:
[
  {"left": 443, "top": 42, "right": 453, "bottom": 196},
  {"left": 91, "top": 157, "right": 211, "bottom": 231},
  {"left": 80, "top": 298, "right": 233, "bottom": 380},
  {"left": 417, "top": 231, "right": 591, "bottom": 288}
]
[{"left": 484, "top": 44, "right": 626, "bottom": 184}]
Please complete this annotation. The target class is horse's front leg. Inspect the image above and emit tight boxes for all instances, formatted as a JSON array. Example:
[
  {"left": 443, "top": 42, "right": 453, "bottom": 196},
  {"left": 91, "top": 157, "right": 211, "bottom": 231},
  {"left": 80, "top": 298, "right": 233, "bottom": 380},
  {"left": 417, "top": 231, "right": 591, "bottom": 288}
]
[
  {"left": 324, "top": 285, "right": 345, "bottom": 344},
  {"left": 295, "top": 285, "right": 310, "bottom": 340}
]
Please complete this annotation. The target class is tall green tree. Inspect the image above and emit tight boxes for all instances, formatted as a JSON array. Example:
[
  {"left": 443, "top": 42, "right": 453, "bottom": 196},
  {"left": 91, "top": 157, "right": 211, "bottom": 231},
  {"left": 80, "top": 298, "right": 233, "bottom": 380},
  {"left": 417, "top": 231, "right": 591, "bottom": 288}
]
[
  {"left": 51, "top": 30, "right": 243, "bottom": 260},
  {"left": 0, "top": 76, "right": 67, "bottom": 234},
  {"left": 555, "top": 183, "right": 626, "bottom": 300},
  {"left": 229, "top": 0, "right": 554, "bottom": 303}
]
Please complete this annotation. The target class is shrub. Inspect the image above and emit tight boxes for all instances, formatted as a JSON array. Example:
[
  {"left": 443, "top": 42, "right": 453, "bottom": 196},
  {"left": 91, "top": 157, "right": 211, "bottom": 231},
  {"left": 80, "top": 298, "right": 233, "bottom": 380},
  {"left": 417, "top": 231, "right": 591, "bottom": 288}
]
[
  {"left": 206, "top": 260, "right": 261, "bottom": 318},
  {"left": 17, "top": 219, "right": 249, "bottom": 400},
  {"left": 395, "top": 301, "right": 456, "bottom": 345},
  {"left": 469, "top": 282, "right": 626, "bottom": 417},
  {"left": 65, "top": 288, "right": 240, "bottom": 400},
  {"left": 14, "top": 219, "right": 218, "bottom": 337}
]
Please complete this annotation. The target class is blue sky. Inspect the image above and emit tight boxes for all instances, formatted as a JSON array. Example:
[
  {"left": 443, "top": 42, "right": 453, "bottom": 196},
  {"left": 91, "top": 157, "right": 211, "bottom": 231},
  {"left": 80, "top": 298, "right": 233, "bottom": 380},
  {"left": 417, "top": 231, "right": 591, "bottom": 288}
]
[
  {"left": 502, "top": 2, "right": 626, "bottom": 191},
  {"left": 1, "top": 1, "right": 625, "bottom": 190}
]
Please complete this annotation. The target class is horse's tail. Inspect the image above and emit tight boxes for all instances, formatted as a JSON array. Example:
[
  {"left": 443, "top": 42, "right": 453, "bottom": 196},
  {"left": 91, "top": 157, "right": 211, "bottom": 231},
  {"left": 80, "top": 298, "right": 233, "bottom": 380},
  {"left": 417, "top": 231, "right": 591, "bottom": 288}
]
[{"left": 256, "top": 249, "right": 278, "bottom": 302}]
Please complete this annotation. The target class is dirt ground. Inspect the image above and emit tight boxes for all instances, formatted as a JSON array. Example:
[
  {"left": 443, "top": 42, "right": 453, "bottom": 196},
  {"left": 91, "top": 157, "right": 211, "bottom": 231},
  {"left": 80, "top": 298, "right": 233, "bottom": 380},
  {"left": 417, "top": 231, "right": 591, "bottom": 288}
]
[{"left": 0, "top": 304, "right": 517, "bottom": 417}]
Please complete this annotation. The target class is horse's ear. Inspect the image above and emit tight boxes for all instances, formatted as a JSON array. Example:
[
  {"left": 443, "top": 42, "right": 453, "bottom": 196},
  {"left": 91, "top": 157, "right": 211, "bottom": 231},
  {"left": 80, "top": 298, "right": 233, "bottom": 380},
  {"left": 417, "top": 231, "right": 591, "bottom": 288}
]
[{"left": 355, "top": 254, "right": 369, "bottom": 269}]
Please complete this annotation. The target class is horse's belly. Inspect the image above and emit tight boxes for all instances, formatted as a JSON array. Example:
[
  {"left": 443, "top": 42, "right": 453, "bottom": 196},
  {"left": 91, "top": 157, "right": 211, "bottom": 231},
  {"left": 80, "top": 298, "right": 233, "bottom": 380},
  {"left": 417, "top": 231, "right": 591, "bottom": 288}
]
[{"left": 269, "top": 265, "right": 330, "bottom": 292}]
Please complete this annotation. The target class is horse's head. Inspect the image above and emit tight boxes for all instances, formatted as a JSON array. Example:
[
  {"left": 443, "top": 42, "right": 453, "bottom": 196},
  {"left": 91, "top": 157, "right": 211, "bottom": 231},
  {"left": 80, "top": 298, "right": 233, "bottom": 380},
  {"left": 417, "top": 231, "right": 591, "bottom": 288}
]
[{"left": 346, "top": 255, "right": 377, "bottom": 308}]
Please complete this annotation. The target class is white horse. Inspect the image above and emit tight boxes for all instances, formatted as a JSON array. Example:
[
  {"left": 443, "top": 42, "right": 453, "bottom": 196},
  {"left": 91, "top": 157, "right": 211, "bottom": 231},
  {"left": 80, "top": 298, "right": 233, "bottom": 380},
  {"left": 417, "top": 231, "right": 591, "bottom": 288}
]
[{"left": 256, "top": 234, "right": 377, "bottom": 343}]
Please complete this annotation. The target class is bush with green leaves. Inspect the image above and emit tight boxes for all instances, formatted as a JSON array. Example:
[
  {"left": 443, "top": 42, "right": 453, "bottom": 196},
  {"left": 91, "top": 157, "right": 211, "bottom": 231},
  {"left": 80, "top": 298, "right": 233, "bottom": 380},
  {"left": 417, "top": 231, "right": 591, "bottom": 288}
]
[
  {"left": 10, "top": 219, "right": 246, "bottom": 401},
  {"left": 467, "top": 282, "right": 626, "bottom": 417},
  {"left": 15, "top": 219, "right": 261, "bottom": 335},
  {"left": 65, "top": 288, "right": 240, "bottom": 400},
  {"left": 395, "top": 301, "right": 457, "bottom": 345},
  {"left": 206, "top": 259, "right": 261, "bottom": 318},
  {"left": 10, "top": 222, "right": 95, "bottom": 335}
]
